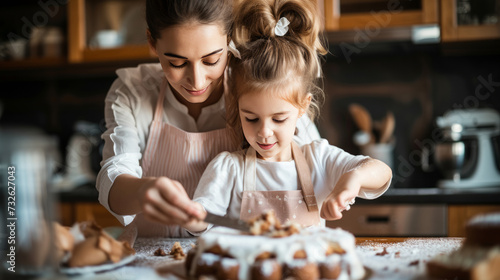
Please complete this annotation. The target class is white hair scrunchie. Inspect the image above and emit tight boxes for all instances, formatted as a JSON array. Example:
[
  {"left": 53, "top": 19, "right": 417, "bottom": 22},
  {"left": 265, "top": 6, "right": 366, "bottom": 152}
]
[
  {"left": 274, "top": 17, "right": 290, "bottom": 36},
  {"left": 228, "top": 40, "right": 241, "bottom": 59}
]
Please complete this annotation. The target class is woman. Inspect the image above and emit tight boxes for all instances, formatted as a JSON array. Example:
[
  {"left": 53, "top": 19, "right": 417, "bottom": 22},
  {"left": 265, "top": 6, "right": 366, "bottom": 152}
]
[{"left": 96, "top": 0, "right": 321, "bottom": 238}]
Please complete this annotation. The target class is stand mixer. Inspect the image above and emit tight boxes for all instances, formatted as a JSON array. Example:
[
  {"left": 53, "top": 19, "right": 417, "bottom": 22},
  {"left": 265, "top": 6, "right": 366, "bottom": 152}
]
[{"left": 431, "top": 108, "right": 500, "bottom": 188}]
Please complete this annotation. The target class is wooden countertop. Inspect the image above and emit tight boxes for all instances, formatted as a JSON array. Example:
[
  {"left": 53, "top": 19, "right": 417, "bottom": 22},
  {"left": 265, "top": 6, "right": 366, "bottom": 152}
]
[{"left": 357, "top": 237, "right": 415, "bottom": 244}]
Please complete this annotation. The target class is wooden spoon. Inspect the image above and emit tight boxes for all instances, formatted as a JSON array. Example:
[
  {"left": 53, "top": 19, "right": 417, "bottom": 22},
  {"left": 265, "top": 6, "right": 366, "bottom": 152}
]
[
  {"left": 379, "top": 111, "right": 395, "bottom": 143},
  {"left": 349, "top": 103, "right": 374, "bottom": 143}
]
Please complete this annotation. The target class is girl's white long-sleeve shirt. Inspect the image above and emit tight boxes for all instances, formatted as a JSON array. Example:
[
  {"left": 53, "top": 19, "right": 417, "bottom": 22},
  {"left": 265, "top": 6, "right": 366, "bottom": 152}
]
[
  {"left": 193, "top": 139, "right": 391, "bottom": 223},
  {"left": 96, "top": 63, "right": 321, "bottom": 225}
]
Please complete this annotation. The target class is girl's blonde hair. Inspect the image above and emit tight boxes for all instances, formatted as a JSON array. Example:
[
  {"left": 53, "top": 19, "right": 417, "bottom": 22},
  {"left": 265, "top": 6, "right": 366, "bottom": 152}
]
[{"left": 226, "top": 0, "right": 327, "bottom": 146}]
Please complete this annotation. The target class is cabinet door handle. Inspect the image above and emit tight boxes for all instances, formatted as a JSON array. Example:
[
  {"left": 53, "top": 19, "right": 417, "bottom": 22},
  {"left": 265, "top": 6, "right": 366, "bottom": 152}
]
[{"left": 366, "top": 215, "right": 390, "bottom": 223}]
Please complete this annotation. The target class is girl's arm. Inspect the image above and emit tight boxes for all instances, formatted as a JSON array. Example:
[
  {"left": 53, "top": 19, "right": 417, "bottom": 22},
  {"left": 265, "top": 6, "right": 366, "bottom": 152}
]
[
  {"left": 188, "top": 151, "right": 241, "bottom": 232},
  {"left": 320, "top": 158, "right": 392, "bottom": 220}
]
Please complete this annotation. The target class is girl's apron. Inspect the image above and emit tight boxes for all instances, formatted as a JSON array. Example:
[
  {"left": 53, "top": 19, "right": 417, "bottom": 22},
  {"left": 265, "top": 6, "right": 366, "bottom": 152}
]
[
  {"left": 239, "top": 142, "right": 321, "bottom": 227},
  {"left": 126, "top": 80, "right": 238, "bottom": 238}
]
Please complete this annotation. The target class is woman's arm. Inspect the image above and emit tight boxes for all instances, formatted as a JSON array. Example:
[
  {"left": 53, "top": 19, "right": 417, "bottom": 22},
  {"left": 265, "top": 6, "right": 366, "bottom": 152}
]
[
  {"left": 96, "top": 77, "right": 146, "bottom": 225},
  {"left": 98, "top": 72, "right": 203, "bottom": 225},
  {"left": 109, "top": 174, "right": 204, "bottom": 225}
]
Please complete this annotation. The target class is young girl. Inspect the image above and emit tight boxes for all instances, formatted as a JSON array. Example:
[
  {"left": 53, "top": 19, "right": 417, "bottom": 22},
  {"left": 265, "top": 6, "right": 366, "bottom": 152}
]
[
  {"left": 96, "top": 0, "right": 321, "bottom": 239},
  {"left": 181, "top": 0, "right": 392, "bottom": 232}
]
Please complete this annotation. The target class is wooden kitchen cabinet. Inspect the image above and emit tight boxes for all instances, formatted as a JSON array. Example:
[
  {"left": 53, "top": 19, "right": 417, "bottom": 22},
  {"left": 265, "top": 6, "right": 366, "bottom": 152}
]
[
  {"left": 57, "top": 202, "right": 123, "bottom": 228},
  {"left": 68, "top": 0, "right": 154, "bottom": 63},
  {"left": 448, "top": 205, "right": 500, "bottom": 237},
  {"left": 323, "top": 0, "right": 439, "bottom": 31},
  {"left": 441, "top": 0, "right": 500, "bottom": 42}
]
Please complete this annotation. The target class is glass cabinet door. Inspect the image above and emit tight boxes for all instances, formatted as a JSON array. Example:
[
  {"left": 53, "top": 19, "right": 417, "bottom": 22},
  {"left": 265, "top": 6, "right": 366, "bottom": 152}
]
[
  {"left": 455, "top": 0, "right": 499, "bottom": 26},
  {"left": 85, "top": 0, "right": 147, "bottom": 49},
  {"left": 441, "top": 0, "right": 500, "bottom": 41},
  {"left": 323, "top": 0, "right": 438, "bottom": 30},
  {"left": 68, "top": 0, "right": 153, "bottom": 63}
]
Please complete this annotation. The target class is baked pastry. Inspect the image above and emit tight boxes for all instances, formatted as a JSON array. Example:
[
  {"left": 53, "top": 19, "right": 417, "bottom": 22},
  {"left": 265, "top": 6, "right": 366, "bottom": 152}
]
[
  {"left": 464, "top": 212, "right": 500, "bottom": 247},
  {"left": 67, "top": 221, "right": 135, "bottom": 267},
  {"left": 54, "top": 221, "right": 135, "bottom": 268},
  {"left": 427, "top": 212, "right": 500, "bottom": 280},
  {"left": 185, "top": 212, "right": 365, "bottom": 280},
  {"left": 54, "top": 222, "right": 75, "bottom": 262}
]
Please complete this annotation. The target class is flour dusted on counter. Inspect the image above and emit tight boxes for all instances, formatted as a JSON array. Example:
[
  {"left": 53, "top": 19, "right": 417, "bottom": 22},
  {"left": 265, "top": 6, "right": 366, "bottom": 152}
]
[
  {"left": 132, "top": 238, "right": 196, "bottom": 269},
  {"left": 356, "top": 238, "right": 463, "bottom": 280}
]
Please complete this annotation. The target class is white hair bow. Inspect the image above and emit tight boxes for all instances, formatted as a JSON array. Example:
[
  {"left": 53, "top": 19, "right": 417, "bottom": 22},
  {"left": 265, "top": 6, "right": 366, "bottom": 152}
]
[
  {"left": 274, "top": 17, "right": 290, "bottom": 36},
  {"left": 228, "top": 40, "right": 241, "bottom": 59}
]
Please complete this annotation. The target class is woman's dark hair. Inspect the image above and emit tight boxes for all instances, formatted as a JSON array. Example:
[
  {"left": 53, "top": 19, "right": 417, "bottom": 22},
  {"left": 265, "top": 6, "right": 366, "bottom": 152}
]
[{"left": 146, "top": 0, "right": 233, "bottom": 44}]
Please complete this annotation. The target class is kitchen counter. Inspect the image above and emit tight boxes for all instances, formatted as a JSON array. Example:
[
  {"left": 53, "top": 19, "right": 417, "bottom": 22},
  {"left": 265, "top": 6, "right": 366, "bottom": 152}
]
[
  {"left": 56, "top": 184, "right": 500, "bottom": 205},
  {"left": 41, "top": 236, "right": 464, "bottom": 280},
  {"left": 356, "top": 187, "right": 500, "bottom": 204}
]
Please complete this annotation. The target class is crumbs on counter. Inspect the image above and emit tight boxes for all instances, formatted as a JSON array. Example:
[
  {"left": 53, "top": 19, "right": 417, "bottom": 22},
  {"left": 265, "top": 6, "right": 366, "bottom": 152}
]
[
  {"left": 375, "top": 247, "right": 389, "bottom": 256},
  {"left": 154, "top": 248, "right": 167, "bottom": 256},
  {"left": 409, "top": 260, "right": 420, "bottom": 266},
  {"left": 169, "top": 242, "right": 186, "bottom": 260}
]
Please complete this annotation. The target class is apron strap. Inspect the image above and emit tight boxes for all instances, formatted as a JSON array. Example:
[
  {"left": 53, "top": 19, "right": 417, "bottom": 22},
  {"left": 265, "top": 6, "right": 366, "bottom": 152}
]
[
  {"left": 243, "top": 147, "right": 257, "bottom": 192},
  {"left": 291, "top": 142, "right": 319, "bottom": 212},
  {"left": 153, "top": 79, "right": 168, "bottom": 122}
]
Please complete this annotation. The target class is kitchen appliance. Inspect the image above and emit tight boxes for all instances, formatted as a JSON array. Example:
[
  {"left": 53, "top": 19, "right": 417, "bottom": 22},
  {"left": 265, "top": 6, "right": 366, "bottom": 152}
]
[
  {"left": 423, "top": 108, "right": 500, "bottom": 188},
  {"left": 0, "top": 126, "right": 59, "bottom": 276},
  {"left": 53, "top": 121, "right": 102, "bottom": 190}
]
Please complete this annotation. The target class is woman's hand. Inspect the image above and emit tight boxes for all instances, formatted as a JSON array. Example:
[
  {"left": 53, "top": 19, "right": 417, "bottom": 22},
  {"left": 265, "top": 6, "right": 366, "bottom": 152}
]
[
  {"left": 320, "top": 172, "right": 360, "bottom": 220},
  {"left": 138, "top": 177, "right": 206, "bottom": 226}
]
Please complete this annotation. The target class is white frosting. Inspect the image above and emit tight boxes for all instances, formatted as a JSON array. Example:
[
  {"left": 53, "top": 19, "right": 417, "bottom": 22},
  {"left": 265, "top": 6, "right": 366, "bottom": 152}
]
[
  {"left": 259, "top": 260, "right": 275, "bottom": 277},
  {"left": 199, "top": 253, "right": 220, "bottom": 266},
  {"left": 220, "top": 257, "right": 239, "bottom": 269},
  {"left": 323, "top": 254, "right": 341, "bottom": 268},
  {"left": 189, "top": 226, "right": 365, "bottom": 280}
]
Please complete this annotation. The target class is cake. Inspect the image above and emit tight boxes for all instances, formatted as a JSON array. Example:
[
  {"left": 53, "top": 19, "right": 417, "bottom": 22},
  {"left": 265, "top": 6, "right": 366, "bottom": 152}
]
[
  {"left": 427, "top": 212, "right": 500, "bottom": 280},
  {"left": 185, "top": 212, "right": 365, "bottom": 280}
]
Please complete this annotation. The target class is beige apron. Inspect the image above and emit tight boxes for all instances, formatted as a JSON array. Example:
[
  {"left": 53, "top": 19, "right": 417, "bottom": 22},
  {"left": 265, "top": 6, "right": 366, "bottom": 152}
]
[
  {"left": 239, "top": 142, "right": 321, "bottom": 227},
  {"left": 123, "top": 79, "right": 238, "bottom": 239}
]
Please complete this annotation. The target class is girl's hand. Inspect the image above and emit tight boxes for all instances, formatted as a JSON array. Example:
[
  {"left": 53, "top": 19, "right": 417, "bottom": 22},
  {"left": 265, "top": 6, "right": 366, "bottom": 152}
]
[
  {"left": 138, "top": 177, "right": 205, "bottom": 226},
  {"left": 320, "top": 172, "right": 360, "bottom": 220}
]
